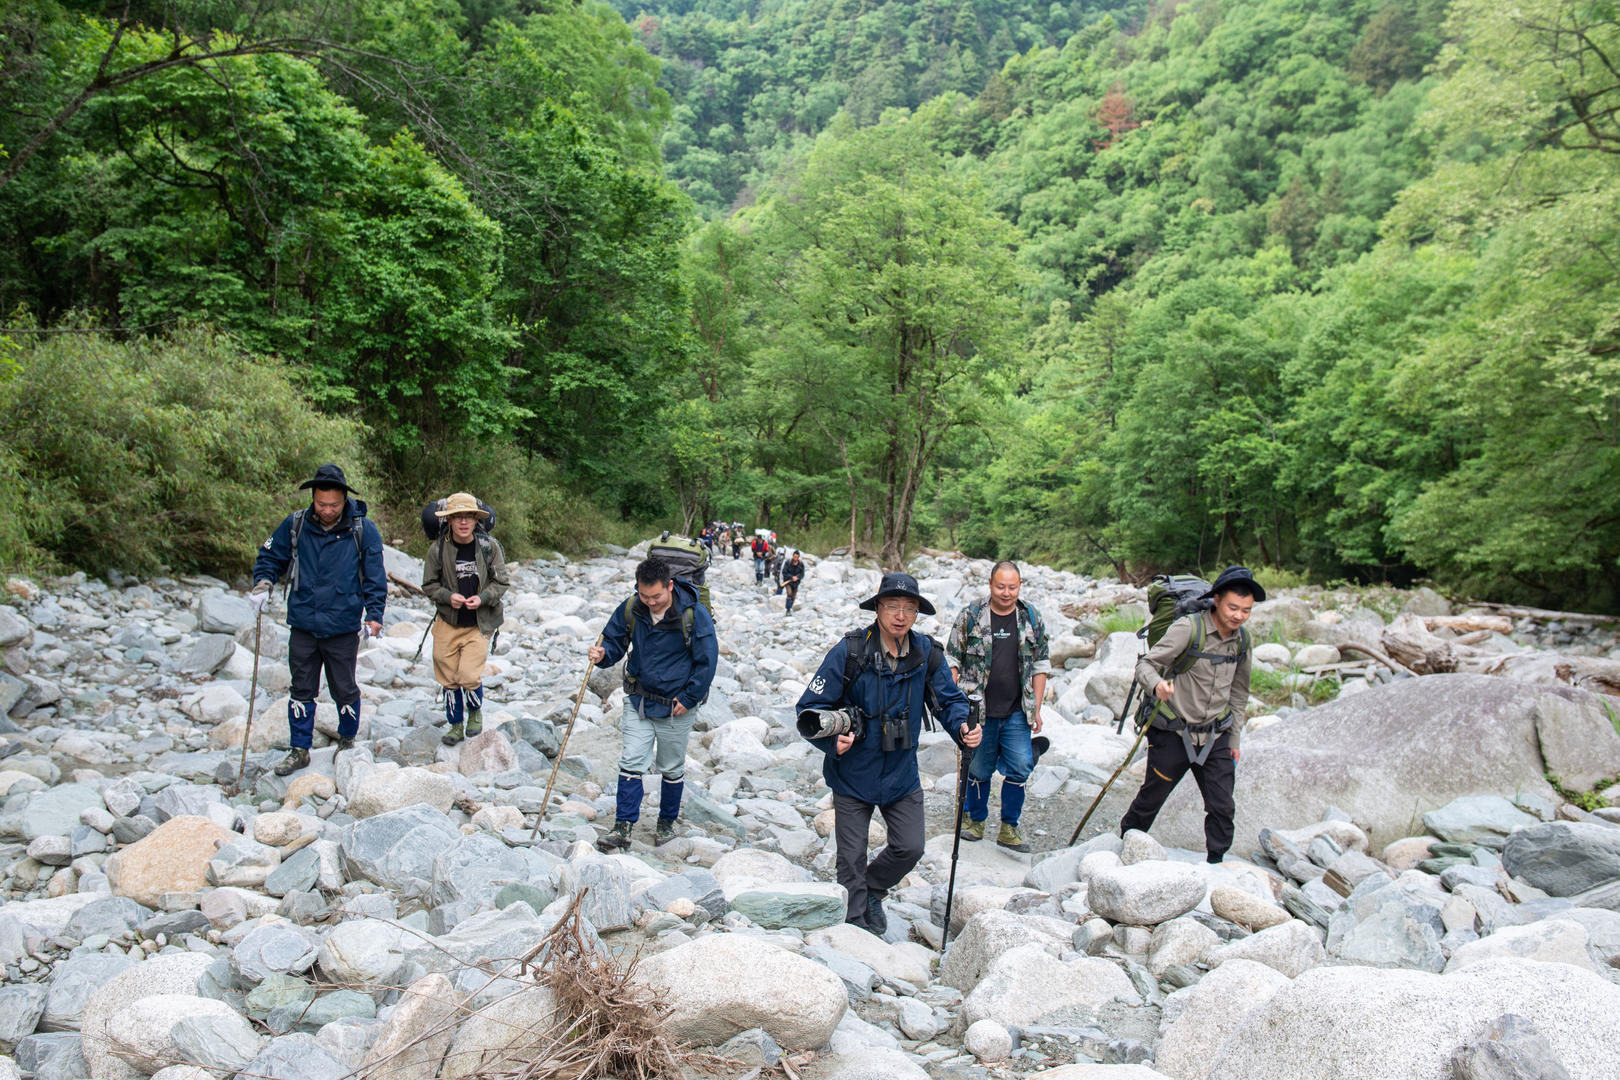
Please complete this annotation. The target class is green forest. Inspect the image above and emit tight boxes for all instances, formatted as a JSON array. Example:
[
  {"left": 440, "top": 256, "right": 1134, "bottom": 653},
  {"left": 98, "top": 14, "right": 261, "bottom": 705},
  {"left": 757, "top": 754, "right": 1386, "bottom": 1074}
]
[{"left": 1, "top": 0, "right": 1617, "bottom": 611}]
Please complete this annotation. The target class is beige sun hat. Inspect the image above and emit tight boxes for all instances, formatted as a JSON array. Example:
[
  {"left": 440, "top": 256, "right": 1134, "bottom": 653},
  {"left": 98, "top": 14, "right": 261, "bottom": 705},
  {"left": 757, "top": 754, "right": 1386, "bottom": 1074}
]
[{"left": 434, "top": 492, "right": 489, "bottom": 518}]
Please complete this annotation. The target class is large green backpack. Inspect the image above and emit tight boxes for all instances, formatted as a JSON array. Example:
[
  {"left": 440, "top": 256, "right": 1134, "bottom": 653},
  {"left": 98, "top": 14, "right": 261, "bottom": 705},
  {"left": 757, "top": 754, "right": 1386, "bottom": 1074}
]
[
  {"left": 1142, "top": 574, "right": 1214, "bottom": 646},
  {"left": 649, "top": 533, "right": 713, "bottom": 612}
]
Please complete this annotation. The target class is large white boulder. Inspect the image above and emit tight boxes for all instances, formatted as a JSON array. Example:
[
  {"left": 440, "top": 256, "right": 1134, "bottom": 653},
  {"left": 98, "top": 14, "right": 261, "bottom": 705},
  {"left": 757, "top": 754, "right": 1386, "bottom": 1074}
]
[
  {"left": 632, "top": 934, "right": 846, "bottom": 1051},
  {"left": 1154, "top": 676, "right": 1615, "bottom": 855},
  {"left": 1204, "top": 958, "right": 1620, "bottom": 1079}
]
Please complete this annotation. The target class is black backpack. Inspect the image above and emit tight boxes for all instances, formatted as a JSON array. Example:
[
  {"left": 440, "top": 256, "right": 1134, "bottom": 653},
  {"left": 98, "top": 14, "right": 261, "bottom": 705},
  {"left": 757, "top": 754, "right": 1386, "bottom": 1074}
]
[{"left": 420, "top": 497, "right": 496, "bottom": 541}]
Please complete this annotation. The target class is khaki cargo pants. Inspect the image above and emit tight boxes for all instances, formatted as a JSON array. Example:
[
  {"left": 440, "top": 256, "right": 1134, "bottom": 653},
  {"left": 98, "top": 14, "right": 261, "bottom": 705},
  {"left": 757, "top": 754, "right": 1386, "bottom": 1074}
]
[{"left": 432, "top": 619, "right": 489, "bottom": 689}]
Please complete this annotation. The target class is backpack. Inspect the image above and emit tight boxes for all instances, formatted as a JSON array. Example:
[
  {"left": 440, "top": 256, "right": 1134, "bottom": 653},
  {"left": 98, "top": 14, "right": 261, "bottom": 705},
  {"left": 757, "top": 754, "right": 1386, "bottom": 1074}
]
[
  {"left": 840, "top": 627, "right": 946, "bottom": 730},
  {"left": 1142, "top": 574, "right": 1215, "bottom": 647},
  {"left": 420, "top": 497, "right": 496, "bottom": 541},
  {"left": 285, "top": 508, "right": 366, "bottom": 598},
  {"left": 649, "top": 534, "right": 712, "bottom": 611}
]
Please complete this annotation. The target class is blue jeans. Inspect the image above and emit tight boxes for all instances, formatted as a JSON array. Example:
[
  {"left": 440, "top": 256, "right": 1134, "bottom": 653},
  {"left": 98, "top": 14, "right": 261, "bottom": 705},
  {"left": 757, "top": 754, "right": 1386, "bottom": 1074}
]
[
  {"left": 753, "top": 556, "right": 767, "bottom": 581},
  {"left": 964, "top": 710, "right": 1033, "bottom": 825}
]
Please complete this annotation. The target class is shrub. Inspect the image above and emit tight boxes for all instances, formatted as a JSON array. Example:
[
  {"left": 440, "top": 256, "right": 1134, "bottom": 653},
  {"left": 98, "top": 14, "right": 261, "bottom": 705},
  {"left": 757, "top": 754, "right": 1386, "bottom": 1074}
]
[{"left": 0, "top": 327, "right": 370, "bottom": 577}]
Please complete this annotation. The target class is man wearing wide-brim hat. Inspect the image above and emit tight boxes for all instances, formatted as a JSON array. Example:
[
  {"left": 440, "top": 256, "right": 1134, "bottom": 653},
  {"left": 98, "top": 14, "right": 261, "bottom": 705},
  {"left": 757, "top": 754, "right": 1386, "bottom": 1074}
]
[
  {"left": 251, "top": 463, "right": 386, "bottom": 776},
  {"left": 422, "top": 492, "right": 510, "bottom": 745},
  {"left": 796, "top": 571, "right": 980, "bottom": 935},
  {"left": 1120, "top": 565, "right": 1263, "bottom": 863}
]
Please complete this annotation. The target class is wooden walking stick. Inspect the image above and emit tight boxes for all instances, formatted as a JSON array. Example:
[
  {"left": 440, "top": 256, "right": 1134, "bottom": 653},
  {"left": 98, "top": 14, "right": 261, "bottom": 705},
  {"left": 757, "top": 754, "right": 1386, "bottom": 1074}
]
[
  {"left": 232, "top": 606, "right": 264, "bottom": 797},
  {"left": 530, "top": 633, "right": 603, "bottom": 840}
]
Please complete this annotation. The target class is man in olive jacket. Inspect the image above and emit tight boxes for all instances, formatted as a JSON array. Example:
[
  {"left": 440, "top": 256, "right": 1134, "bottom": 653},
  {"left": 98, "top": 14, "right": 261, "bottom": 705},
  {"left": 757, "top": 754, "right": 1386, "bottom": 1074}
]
[
  {"left": 1119, "top": 566, "right": 1260, "bottom": 863},
  {"left": 422, "top": 492, "right": 510, "bottom": 745}
]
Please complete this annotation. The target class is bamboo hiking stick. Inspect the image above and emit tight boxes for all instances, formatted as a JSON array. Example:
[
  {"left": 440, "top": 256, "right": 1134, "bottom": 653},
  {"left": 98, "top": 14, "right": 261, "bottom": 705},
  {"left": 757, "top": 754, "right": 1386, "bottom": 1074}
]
[
  {"left": 233, "top": 606, "right": 263, "bottom": 797},
  {"left": 1069, "top": 716, "right": 1148, "bottom": 846},
  {"left": 531, "top": 633, "right": 603, "bottom": 840}
]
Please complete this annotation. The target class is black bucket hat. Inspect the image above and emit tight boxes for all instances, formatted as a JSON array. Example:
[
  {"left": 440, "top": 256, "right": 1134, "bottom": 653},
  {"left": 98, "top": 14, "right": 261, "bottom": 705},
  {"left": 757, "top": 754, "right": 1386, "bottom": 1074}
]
[
  {"left": 859, "top": 571, "right": 936, "bottom": 616},
  {"left": 1208, "top": 565, "right": 1266, "bottom": 602},
  {"left": 297, "top": 462, "right": 358, "bottom": 495}
]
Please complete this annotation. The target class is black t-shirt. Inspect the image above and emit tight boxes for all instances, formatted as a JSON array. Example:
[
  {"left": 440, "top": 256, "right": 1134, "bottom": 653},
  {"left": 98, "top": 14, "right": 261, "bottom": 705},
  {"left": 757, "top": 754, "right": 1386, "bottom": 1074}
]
[
  {"left": 984, "top": 609, "right": 1021, "bottom": 718},
  {"left": 454, "top": 540, "right": 480, "bottom": 628}
]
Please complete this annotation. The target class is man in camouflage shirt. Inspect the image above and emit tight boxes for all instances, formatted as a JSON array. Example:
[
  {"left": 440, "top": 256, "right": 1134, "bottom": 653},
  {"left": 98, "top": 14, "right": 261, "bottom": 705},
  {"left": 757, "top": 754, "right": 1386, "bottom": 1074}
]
[{"left": 946, "top": 561, "right": 1052, "bottom": 851}]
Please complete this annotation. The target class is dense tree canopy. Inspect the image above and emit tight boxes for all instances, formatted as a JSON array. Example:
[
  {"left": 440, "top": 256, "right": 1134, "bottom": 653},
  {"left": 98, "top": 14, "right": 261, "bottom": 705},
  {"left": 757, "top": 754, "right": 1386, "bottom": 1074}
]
[{"left": 2, "top": 0, "right": 1616, "bottom": 608}]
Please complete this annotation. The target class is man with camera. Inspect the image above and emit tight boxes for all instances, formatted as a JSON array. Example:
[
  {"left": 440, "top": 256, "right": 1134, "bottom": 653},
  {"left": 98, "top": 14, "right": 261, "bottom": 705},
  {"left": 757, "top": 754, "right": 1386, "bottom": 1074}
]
[{"left": 796, "top": 572, "right": 980, "bottom": 935}]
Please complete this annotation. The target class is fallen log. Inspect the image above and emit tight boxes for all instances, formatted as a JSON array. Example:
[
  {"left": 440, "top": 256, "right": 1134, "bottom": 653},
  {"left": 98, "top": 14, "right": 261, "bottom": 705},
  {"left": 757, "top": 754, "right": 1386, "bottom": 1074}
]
[
  {"left": 1335, "top": 640, "right": 1419, "bottom": 678},
  {"left": 1470, "top": 602, "right": 1619, "bottom": 625},
  {"left": 1423, "top": 614, "right": 1513, "bottom": 635},
  {"left": 388, "top": 572, "right": 426, "bottom": 596}
]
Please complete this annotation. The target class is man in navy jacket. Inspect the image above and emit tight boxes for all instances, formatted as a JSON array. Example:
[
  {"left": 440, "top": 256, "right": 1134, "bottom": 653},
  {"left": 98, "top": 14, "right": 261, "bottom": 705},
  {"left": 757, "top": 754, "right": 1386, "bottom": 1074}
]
[
  {"left": 589, "top": 555, "right": 718, "bottom": 848},
  {"left": 251, "top": 464, "right": 386, "bottom": 776},
  {"left": 796, "top": 572, "right": 980, "bottom": 935}
]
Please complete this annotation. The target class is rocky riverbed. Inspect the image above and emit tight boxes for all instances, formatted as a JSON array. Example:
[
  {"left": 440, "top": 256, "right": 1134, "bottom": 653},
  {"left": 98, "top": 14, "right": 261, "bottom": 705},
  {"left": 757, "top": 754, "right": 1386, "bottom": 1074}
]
[{"left": 2, "top": 547, "right": 1619, "bottom": 1080}]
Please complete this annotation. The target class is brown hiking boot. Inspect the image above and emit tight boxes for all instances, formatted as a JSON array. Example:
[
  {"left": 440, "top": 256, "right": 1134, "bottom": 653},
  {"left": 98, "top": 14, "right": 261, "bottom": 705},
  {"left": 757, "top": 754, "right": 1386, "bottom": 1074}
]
[
  {"left": 274, "top": 747, "right": 309, "bottom": 776},
  {"left": 997, "top": 823, "right": 1031, "bottom": 852},
  {"left": 958, "top": 813, "right": 984, "bottom": 841}
]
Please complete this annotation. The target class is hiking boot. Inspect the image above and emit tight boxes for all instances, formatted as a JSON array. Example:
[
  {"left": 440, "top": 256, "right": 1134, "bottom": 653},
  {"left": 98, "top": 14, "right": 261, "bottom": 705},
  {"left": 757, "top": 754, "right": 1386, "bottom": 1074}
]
[
  {"left": 599, "top": 820, "right": 633, "bottom": 851},
  {"left": 465, "top": 712, "right": 483, "bottom": 738},
  {"left": 334, "top": 737, "right": 354, "bottom": 753},
  {"left": 864, "top": 892, "right": 889, "bottom": 936},
  {"left": 274, "top": 747, "right": 309, "bottom": 776},
  {"left": 957, "top": 813, "right": 984, "bottom": 842},
  {"left": 996, "top": 823, "right": 1031, "bottom": 853},
  {"left": 655, "top": 818, "right": 677, "bottom": 844},
  {"left": 441, "top": 723, "right": 465, "bottom": 746}
]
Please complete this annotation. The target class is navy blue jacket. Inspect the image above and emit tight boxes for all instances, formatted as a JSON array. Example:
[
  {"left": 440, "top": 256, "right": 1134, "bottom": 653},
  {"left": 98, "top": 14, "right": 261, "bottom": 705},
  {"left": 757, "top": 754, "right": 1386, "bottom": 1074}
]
[
  {"left": 797, "top": 625, "right": 970, "bottom": 805},
  {"left": 252, "top": 498, "right": 386, "bottom": 638},
  {"left": 597, "top": 579, "right": 717, "bottom": 718}
]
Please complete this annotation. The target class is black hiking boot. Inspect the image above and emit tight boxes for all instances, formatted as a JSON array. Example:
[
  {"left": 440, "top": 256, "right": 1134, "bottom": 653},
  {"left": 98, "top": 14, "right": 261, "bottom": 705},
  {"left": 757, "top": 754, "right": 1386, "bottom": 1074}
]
[
  {"left": 274, "top": 747, "right": 309, "bottom": 776},
  {"left": 334, "top": 737, "right": 354, "bottom": 753},
  {"left": 865, "top": 892, "right": 889, "bottom": 936},
  {"left": 598, "top": 820, "right": 633, "bottom": 851},
  {"left": 655, "top": 818, "right": 677, "bottom": 845}
]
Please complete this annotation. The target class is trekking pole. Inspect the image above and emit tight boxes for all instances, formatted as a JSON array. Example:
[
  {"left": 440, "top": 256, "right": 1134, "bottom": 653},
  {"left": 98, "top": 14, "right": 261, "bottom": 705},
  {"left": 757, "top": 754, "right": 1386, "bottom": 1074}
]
[
  {"left": 941, "top": 697, "right": 982, "bottom": 953},
  {"left": 232, "top": 606, "right": 264, "bottom": 797},
  {"left": 1068, "top": 710, "right": 1149, "bottom": 846},
  {"left": 530, "top": 633, "right": 603, "bottom": 841}
]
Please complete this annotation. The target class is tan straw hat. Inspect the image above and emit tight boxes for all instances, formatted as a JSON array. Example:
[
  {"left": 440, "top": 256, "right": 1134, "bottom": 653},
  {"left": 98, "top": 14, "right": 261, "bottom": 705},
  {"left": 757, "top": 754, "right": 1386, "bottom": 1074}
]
[{"left": 434, "top": 492, "right": 488, "bottom": 518}]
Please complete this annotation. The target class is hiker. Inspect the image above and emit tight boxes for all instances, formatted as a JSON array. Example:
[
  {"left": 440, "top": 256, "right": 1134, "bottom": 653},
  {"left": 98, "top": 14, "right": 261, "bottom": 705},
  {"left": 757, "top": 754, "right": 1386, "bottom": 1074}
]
[
  {"left": 421, "top": 492, "right": 510, "bottom": 746},
  {"left": 795, "top": 572, "right": 978, "bottom": 934},
  {"left": 751, "top": 533, "right": 769, "bottom": 583},
  {"left": 1118, "top": 565, "right": 1262, "bottom": 863},
  {"left": 731, "top": 525, "right": 745, "bottom": 560},
  {"left": 946, "top": 560, "right": 1052, "bottom": 853},
  {"left": 588, "top": 555, "right": 718, "bottom": 848},
  {"left": 250, "top": 463, "right": 385, "bottom": 776},
  {"left": 780, "top": 550, "right": 806, "bottom": 615}
]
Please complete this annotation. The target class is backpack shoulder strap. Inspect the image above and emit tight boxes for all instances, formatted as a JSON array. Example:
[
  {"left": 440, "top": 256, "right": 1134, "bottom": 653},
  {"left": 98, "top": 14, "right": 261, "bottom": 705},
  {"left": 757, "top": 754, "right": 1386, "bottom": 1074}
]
[
  {"left": 841, "top": 627, "right": 870, "bottom": 701},
  {"left": 680, "top": 605, "right": 694, "bottom": 652},
  {"left": 352, "top": 515, "right": 365, "bottom": 584},
  {"left": 285, "top": 509, "right": 307, "bottom": 597},
  {"left": 622, "top": 596, "right": 637, "bottom": 641}
]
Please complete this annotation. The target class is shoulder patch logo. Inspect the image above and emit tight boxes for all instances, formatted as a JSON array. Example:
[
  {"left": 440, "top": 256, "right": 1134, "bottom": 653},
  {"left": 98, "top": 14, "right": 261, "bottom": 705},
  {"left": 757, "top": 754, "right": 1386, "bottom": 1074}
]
[
  {"left": 809, "top": 675, "right": 825, "bottom": 693},
  {"left": 261, "top": 537, "right": 273, "bottom": 550}
]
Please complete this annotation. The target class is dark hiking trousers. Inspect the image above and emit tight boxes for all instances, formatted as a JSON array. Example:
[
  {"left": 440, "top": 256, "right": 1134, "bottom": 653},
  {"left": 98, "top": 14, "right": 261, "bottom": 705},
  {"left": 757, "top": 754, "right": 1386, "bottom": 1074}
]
[
  {"left": 1119, "top": 726, "right": 1236, "bottom": 862},
  {"left": 287, "top": 628, "right": 361, "bottom": 748},
  {"left": 833, "top": 789, "right": 924, "bottom": 924}
]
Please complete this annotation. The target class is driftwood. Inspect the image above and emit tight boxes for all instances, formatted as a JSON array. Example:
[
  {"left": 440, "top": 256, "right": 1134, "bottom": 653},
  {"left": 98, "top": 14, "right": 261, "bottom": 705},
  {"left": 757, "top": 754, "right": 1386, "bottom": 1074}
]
[
  {"left": 1381, "top": 614, "right": 1488, "bottom": 675},
  {"left": 1553, "top": 658, "right": 1620, "bottom": 698},
  {"left": 1422, "top": 614, "right": 1513, "bottom": 635},
  {"left": 1336, "top": 640, "right": 1419, "bottom": 678},
  {"left": 388, "top": 572, "right": 426, "bottom": 596},
  {"left": 1470, "top": 602, "right": 1619, "bottom": 625}
]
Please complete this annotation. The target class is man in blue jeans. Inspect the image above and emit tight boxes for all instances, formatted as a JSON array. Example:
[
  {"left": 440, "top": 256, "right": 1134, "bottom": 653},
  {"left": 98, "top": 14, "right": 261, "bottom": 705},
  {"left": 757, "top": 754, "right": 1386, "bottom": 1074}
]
[
  {"left": 946, "top": 561, "right": 1052, "bottom": 852},
  {"left": 589, "top": 556, "right": 717, "bottom": 848}
]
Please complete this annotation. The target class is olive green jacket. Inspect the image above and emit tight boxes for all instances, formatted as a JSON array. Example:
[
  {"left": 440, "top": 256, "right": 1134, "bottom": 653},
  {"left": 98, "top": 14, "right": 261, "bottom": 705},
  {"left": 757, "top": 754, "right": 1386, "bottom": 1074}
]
[{"left": 422, "top": 533, "right": 510, "bottom": 635}]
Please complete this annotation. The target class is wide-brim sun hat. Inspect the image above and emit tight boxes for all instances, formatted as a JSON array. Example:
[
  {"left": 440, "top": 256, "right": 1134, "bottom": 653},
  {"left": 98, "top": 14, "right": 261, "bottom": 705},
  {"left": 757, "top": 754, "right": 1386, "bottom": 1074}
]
[
  {"left": 859, "top": 571, "right": 937, "bottom": 616},
  {"left": 1208, "top": 565, "right": 1266, "bottom": 602},
  {"left": 297, "top": 462, "right": 357, "bottom": 494},
  {"left": 435, "top": 492, "right": 489, "bottom": 519}
]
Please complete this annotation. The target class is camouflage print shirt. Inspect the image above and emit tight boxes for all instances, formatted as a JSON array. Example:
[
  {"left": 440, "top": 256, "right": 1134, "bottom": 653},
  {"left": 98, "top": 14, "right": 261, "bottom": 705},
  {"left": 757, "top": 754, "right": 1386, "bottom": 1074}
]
[{"left": 945, "top": 597, "right": 1052, "bottom": 717}]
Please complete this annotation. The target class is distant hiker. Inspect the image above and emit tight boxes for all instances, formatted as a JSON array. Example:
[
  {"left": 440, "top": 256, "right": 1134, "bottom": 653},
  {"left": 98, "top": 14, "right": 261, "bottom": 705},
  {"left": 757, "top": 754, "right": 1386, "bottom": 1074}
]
[
  {"left": 250, "top": 463, "right": 385, "bottom": 776},
  {"left": 781, "top": 550, "right": 806, "bottom": 615},
  {"left": 421, "top": 492, "right": 510, "bottom": 746},
  {"left": 731, "top": 527, "right": 744, "bottom": 560},
  {"left": 589, "top": 556, "right": 718, "bottom": 848},
  {"left": 946, "top": 560, "right": 1052, "bottom": 852},
  {"left": 1119, "top": 565, "right": 1261, "bottom": 863},
  {"left": 796, "top": 573, "right": 977, "bottom": 935},
  {"left": 751, "top": 533, "right": 769, "bottom": 583}
]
